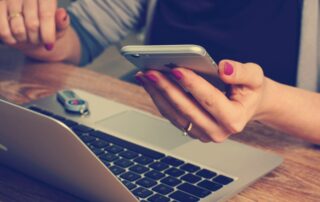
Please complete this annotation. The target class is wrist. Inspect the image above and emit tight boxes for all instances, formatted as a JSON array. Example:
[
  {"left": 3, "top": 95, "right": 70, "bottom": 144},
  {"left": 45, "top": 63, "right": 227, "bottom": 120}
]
[{"left": 253, "top": 77, "right": 281, "bottom": 124}]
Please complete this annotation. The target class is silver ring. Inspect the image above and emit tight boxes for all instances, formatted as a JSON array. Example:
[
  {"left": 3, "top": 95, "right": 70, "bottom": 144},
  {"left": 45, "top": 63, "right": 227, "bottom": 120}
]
[{"left": 182, "top": 122, "right": 193, "bottom": 136}]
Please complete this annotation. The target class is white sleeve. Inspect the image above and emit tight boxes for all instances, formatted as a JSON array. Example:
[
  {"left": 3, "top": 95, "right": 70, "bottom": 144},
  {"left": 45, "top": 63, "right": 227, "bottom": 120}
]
[{"left": 68, "top": 0, "right": 148, "bottom": 47}]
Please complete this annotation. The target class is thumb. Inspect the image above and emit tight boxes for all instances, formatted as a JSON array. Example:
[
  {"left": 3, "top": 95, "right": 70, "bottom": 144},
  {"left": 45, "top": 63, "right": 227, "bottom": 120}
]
[
  {"left": 218, "top": 60, "right": 265, "bottom": 89},
  {"left": 55, "top": 8, "right": 70, "bottom": 33}
]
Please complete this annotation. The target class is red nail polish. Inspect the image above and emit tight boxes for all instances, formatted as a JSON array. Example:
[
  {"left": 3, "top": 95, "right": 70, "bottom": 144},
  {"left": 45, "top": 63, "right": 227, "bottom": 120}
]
[
  {"left": 145, "top": 73, "right": 158, "bottom": 83},
  {"left": 135, "top": 75, "right": 144, "bottom": 85},
  {"left": 45, "top": 44, "right": 54, "bottom": 51},
  {"left": 224, "top": 62, "right": 234, "bottom": 76},
  {"left": 171, "top": 70, "right": 183, "bottom": 80}
]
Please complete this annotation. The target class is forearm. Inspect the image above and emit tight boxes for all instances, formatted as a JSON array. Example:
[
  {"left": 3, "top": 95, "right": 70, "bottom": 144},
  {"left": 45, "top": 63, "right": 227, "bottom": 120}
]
[
  {"left": 17, "top": 27, "right": 81, "bottom": 65},
  {"left": 257, "top": 78, "right": 320, "bottom": 143}
]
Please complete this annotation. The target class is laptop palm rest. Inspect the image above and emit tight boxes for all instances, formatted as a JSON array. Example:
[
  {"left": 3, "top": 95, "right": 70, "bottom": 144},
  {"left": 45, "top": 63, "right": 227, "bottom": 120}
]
[{"left": 96, "top": 110, "right": 191, "bottom": 151}]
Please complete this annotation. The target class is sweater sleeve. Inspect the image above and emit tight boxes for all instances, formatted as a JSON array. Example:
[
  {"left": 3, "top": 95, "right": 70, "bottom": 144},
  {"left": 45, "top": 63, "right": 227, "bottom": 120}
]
[{"left": 67, "top": 0, "right": 147, "bottom": 66}]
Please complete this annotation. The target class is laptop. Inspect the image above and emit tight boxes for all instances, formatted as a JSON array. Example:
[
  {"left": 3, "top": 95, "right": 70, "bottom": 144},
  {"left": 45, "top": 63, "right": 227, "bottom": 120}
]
[{"left": 0, "top": 89, "right": 282, "bottom": 202}]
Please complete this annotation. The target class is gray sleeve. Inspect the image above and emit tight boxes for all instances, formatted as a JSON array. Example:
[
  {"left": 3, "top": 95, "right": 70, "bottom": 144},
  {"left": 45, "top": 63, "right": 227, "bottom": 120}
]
[{"left": 68, "top": 0, "right": 148, "bottom": 48}]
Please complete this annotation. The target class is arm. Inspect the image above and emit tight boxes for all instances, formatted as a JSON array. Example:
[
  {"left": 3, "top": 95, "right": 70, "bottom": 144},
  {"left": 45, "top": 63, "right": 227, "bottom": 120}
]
[
  {"left": 135, "top": 60, "right": 320, "bottom": 144},
  {"left": 257, "top": 78, "right": 320, "bottom": 143}
]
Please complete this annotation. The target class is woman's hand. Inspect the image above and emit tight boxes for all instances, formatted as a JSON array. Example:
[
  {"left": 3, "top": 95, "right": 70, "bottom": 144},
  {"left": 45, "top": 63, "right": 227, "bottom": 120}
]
[
  {"left": 0, "top": 0, "right": 70, "bottom": 51},
  {"left": 136, "top": 60, "right": 268, "bottom": 143}
]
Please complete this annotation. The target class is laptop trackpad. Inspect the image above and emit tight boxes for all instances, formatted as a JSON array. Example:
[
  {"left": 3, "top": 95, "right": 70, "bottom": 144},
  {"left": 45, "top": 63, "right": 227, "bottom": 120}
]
[{"left": 96, "top": 111, "right": 191, "bottom": 150}]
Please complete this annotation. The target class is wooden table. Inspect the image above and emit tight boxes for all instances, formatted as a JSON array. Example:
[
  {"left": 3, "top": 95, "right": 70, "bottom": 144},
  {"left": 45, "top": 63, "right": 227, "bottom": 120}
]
[{"left": 0, "top": 50, "right": 319, "bottom": 202}]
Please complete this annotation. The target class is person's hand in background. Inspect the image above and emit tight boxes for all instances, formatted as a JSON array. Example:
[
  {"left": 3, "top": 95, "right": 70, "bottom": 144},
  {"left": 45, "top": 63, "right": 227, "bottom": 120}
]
[
  {"left": 0, "top": 0, "right": 80, "bottom": 64},
  {"left": 135, "top": 60, "right": 267, "bottom": 143}
]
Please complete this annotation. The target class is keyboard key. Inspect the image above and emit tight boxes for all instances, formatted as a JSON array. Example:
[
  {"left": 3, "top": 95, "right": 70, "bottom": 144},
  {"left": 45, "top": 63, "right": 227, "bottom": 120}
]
[
  {"left": 197, "top": 180, "right": 223, "bottom": 192},
  {"left": 161, "top": 156, "right": 184, "bottom": 167},
  {"left": 90, "top": 139, "right": 110, "bottom": 148},
  {"left": 148, "top": 194, "right": 170, "bottom": 202},
  {"left": 180, "top": 163, "right": 200, "bottom": 173},
  {"left": 181, "top": 173, "right": 201, "bottom": 184},
  {"left": 41, "top": 110, "right": 54, "bottom": 116},
  {"left": 80, "top": 135, "right": 96, "bottom": 143},
  {"left": 160, "top": 176, "right": 181, "bottom": 187},
  {"left": 212, "top": 175, "right": 234, "bottom": 185},
  {"left": 152, "top": 184, "right": 174, "bottom": 195},
  {"left": 105, "top": 145, "right": 124, "bottom": 154},
  {"left": 129, "top": 164, "right": 149, "bottom": 174},
  {"left": 196, "top": 169, "right": 217, "bottom": 179},
  {"left": 29, "top": 106, "right": 49, "bottom": 114},
  {"left": 132, "top": 187, "right": 153, "bottom": 199},
  {"left": 122, "top": 180, "right": 137, "bottom": 190},
  {"left": 72, "top": 124, "right": 94, "bottom": 133},
  {"left": 51, "top": 114, "right": 66, "bottom": 122},
  {"left": 134, "top": 155, "right": 154, "bottom": 165},
  {"left": 60, "top": 119, "right": 78, "bottom": 127},
  {"left": 164, "top": 168, "right": 185, "bottom": 177},
  {"left": 177, "top": 183, "right": 211, "bottom": 198},
  {"left": 120, "top": 171, "right": 141, "bottom": 182},
  {"left": 136, "top": 177, "right": 157, "bottom": 188},
  {"left": 109, "top": 165, "right": 126, "bottom": 175},
  {"left": 101, "top": 160, "right": 111, "bottom": 167},
  {"left": 169, "top": 191, "right": 199, "bottom": 202},
  {"left": 145, "top": 170, "right": 165, "bottom": 180},
  {"left": 100, "top": 153, "right": 118, "bottom": 162},
  {"left": 90, "top": 131, "right": 165, "bottom": 159},
  {"left": 114, "top": 158, "right": 133, "bottom": 168},
  {"left": 91, "top": 148, "right": 104, "bottom": 155},
  {"left": 149, "top": 162, "right": 169, "bottom": 171},
  {"left": 119, "top": 150, "right": 139, "bottom": 159}
]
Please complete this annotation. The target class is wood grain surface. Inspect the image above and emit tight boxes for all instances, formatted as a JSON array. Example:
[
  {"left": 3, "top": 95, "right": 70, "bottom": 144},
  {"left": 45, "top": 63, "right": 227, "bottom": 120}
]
[{"left": 0, "top": 53, "right": 319, "bottom": 202}]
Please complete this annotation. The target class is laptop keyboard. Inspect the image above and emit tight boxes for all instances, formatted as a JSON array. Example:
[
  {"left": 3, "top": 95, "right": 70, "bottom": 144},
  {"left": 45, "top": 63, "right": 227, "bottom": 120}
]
[{"left": 29, "top": 106, "right": 235, "bottom": 202}]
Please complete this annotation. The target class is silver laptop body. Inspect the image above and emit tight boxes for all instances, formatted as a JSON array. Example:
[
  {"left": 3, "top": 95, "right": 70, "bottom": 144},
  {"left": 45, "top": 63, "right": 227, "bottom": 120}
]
[{"left": 0, "top": 89, "right": 282, "bottom": 201}]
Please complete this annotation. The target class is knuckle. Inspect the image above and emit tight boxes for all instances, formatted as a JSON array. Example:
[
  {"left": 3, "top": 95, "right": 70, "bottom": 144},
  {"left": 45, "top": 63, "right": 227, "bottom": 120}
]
[
  {"left": 246, "top": 62, "right": 264, "bottom": 76},
  {"left": 202, "top": 96, "right": 215, "bottom": 108},
  {"left": 26, "top": 20, "right": 40, "bottom": 32},
  {"left": 246, "top": 62, "right": 264, "bottom": 86},
  {"left": 208, "top": 134, "right": 227, "bottom": 143},
  {"left": 200, "top": 127, "right": 226, "bottom": 143},
  {"left": 11, "top": 27, "right": 25, "bottom": 36},
  {"left": 183, "top": 80, "right": 195, "bottom": 91},
  {"left": 225, "top": 121, "right": 245, "bottom": 134}
]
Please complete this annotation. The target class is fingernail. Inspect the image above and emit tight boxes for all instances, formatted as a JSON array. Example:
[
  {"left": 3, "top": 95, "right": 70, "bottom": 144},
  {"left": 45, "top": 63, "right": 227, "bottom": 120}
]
[
  {"left": 135, "top": 75, "right": 144, "bottom": 85},
  {"left": 63, "top": 15, "right": 68, "bottom": 21},
  {"left": 171, "top": 69, "right": 183, "bottom": 80},
  {"left": 45, "top": 43, "right": 54, "bottom": 51},
  {"left": 224, "top": 62, "right": 234, "bottom": 76},
  {"left": 145, "top": 73, "right": 158, "bottom": 84}
]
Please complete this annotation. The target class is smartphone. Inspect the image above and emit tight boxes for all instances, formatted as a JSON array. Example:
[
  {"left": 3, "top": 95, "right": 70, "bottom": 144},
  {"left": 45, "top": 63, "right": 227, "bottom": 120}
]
[{"left": 121, "top": 44, "right": 225, "bottom": 90}]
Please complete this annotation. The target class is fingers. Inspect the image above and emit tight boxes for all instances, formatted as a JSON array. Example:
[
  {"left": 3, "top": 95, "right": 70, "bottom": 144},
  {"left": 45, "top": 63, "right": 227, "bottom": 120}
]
[
  {"left": 39, "top": 0, "right": 57, "bottom": 49},
  {"left": 171, "top": 67, "right": 250, "bottom": 134},
  {"left": 218, "top": 60, "right": 264, "bottom": 89},
  {"left": 136, "top": 72, "right": 212, "bottom": 143},
  {"left": 0, "top": 0, "right": 16, "bottom": 44},
  {"left": 23, "top": 0, "right": 40, "bottom": 45},
  {"left": 137, "top": 71, "right": 230, "bottom": 143},
  {"left": 170, "top": 67, "right": 238, "bottom": 125},
  {"left": 55, "top": 8, "right": 69, "bottom": 32},
  {"left": 7, "top": 0, "right": 27, "bottom": 43}
]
